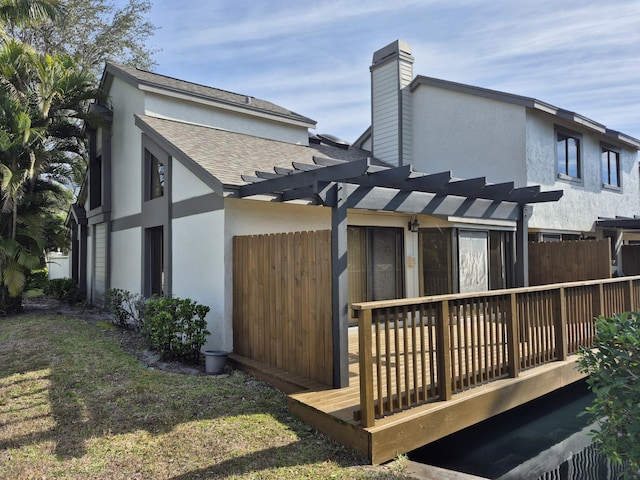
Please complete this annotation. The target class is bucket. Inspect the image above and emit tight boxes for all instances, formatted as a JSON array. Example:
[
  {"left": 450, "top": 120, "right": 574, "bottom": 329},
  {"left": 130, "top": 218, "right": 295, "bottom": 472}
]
[{"left": 204, "top": 350, "right": 228, "bottom": 374}]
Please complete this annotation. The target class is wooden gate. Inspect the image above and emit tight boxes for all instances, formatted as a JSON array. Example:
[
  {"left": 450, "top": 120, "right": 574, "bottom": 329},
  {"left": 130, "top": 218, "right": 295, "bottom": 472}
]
[
  {"left": 232, "top": 230, "right": 333, "bottom": 385},
  {"left": 528, "top": 239, "right": 610, "bottom": 286}
]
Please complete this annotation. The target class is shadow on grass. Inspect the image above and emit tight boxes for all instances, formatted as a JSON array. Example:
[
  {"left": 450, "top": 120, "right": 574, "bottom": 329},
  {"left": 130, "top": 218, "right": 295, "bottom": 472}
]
[
  {"left": 0, "top": 312, "right": 376, "bottom": 477},
  {"left": 169, "top": 440, "right": 359, "bottom": 479}
]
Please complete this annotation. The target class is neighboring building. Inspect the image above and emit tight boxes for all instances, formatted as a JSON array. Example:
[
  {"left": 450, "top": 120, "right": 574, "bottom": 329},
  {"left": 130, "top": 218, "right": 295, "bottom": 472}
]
[
  {"left": 69, "top": 41, "right": 638, "bottom": 361},
  {"left": 355, "top": 40, "right": 640, "bottom": 273}
]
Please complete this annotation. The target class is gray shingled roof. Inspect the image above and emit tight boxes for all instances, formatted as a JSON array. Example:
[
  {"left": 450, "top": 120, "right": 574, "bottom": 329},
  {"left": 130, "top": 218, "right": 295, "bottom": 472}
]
[
  {"left": 105, "top": 63, "right": 316, "bottom": 127},
  {"left": 135, "top": 115, "right": 372, "bottom": 188}
]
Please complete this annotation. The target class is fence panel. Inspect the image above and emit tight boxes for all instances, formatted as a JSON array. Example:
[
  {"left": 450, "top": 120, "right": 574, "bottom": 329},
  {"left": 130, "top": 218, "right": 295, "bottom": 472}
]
[
  {"left": 232, "top": 230, "right": 333, "bottom": 385},
  {"left": 529, "top": 240, "right": 610, "bottom": 286}
]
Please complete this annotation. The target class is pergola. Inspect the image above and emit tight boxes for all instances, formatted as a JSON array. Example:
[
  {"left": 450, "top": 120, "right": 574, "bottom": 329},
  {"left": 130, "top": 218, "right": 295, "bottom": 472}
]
[{"left": 236, "top": 156, "right": 564, "bottom": 387}]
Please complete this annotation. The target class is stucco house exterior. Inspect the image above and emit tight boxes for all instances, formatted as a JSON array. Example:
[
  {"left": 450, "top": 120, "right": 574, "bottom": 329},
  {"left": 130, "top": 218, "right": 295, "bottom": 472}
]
[
  {"left": 68, "top": 41, "right": 638, "bottom": 374},
  {"left": 355, "top": 40, "right": 640, "bottom": 272}
]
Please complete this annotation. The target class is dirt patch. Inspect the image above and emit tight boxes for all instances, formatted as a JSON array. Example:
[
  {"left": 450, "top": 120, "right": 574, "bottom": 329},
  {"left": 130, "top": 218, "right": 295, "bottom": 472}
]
[{"left": 21, "top": 296, "right": 208, "bottom": 376}]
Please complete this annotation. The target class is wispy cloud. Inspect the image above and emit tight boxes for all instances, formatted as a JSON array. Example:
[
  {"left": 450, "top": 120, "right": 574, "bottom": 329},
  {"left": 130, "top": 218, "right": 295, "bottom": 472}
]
[{"left": 139, "top": 0, "right": 640, "bottom": 141}]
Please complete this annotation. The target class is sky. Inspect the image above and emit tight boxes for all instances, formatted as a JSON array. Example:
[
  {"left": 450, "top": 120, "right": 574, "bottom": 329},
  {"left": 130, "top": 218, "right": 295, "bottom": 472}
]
[{"left": 136, "top": 0, "right": 640, "bottom": 143}]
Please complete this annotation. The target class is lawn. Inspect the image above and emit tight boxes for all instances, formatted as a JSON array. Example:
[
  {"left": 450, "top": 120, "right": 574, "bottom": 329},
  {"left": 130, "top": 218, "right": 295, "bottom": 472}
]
[{"left": 0, "top": 312, "right": 410, "bottom": 479}]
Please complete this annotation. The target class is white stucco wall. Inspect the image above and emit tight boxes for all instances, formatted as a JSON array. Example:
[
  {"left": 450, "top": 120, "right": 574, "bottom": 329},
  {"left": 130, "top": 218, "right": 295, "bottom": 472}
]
[
  {"left": 145, "top": 93, "right": 310, "bottom": 145},
  {"left": 109, "top": 78, "right": 145, "bottom": 219},
  {"left": 222, "top": 198, "right": 331, "bottom": 352},
  {"left": 411, "top": 85, "right": 528, "bottom": 184},
  {"left": 172, "top": 159, "right": 213, "bottom": 202},
  {"left": 526, "top": 111, "right": 640, "bottom": 232},
  {"left": 172, "top": 210, "right": 227, "bottom": 351},
  {"left": 110, "top": 227, "right": 142, "bottom": 294}
]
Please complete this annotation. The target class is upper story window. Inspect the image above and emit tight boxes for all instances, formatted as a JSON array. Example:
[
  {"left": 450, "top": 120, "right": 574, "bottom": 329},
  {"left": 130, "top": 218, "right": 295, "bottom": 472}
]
[
  {"left": 556, "top": 130, "right": 581, "bottom": 179},
  {"left": 601, "top": 146, "right": 620, "bottom": 189},
  {"left": 89, "top": 155, "right": 102, "bottom": 209},
  {"left": 146, "top": 148, "right": 165, "bottom": 199}
]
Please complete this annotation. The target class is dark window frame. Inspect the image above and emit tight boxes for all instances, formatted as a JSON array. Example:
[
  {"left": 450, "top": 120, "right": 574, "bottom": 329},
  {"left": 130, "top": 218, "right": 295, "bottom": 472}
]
[
  {"left": 145, "top": 226, "right": 164, "bottom": 296},
  {"left": 555, "top": 127, "right": 583, "bottom": 182},
  {"left": 347, "top": 225, "right": 405, "bottom": 306},
  {"left": 601, "top": 144, "right": 621, "bottom": 190},
  {"left": 145, "top": 149, "right": 165, "bottom": 200}
]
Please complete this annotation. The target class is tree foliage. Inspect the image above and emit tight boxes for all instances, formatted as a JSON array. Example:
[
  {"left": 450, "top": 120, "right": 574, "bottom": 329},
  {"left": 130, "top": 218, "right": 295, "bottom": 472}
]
[
  {"left": 0, "top": 0, "right": 155, "bottom": 308},
  {"left": 8, "top": 0, "right": 157, "bottom": 76},
  {"left": 578, "top": 313, "right": 640, "bottom": 477}
]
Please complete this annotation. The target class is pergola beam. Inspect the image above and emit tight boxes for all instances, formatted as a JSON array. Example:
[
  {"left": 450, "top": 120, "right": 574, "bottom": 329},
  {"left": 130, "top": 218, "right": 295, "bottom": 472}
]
[{"left": 239, "top": 157, "right": 369, "bottom": 197}]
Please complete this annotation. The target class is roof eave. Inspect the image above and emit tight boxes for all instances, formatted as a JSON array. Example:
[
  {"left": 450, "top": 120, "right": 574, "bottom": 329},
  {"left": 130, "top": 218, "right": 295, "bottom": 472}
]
[
  {"left": 411, "top": 75, "right": 640, "bottom": 150},
  {"left": 139, "top": 84, "right": 316, "bottom": 129}
]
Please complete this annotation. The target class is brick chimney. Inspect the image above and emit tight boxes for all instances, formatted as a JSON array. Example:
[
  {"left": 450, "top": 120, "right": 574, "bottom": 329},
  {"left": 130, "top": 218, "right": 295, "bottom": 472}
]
[{"left": 370, "top": 40, "right": 414, "bottom": 166}]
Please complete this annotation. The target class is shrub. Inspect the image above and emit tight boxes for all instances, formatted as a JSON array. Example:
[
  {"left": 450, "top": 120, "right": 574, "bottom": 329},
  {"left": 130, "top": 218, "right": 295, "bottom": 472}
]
[
  {"left": 26, "top": 269, "right": 48, "bottom": 291},
  {"left": 44, "top": 278, "right": 82, "bottom": 304},
  {"left": 106, "top": 288, "right": 146, "bottom": 331},
  {"left": 141, "top": 295, "right": 210, "bottom": 363},
  {"left": 578, "top": 312, "right": 640, "bottom": 476}
]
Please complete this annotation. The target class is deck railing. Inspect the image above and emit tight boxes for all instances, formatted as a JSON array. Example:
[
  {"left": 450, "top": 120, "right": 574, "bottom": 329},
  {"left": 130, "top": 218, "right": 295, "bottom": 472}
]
[{"left": 353, "top": 276, "right": 640, "bottom": 427}]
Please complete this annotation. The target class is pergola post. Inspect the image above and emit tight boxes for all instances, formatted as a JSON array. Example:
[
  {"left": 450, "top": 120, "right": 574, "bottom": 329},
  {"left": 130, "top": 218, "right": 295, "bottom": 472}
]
[
  {"left": 515, "top": 204, "right": 532, "bottom": 287},
  {"left": 330, "top": 182, "right": 350, "bottom": 388}
]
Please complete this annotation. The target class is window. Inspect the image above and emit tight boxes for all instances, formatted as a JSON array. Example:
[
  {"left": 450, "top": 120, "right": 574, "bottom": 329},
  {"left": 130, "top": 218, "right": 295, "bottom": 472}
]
[
  {"left": 601, "top": 146, "right": 620, "bottom": 188},
  {"left": 146, "top": 226, "right": 164, "bottom": 296},
  {"left": 556, "top": 130, "right": 581, "bottom": 179},
  {"left": 146, "top": 149, "right": 165, "bottom": 199},
  {"left": 347, "top": 226, "right": 404, "bottom": 307},
  {"left": 419, "top": 228, "right": 453, "bottom": 295},
  {"left": 489, "top": 231, "right": 513, "bottom": 290},
  {"left": 89, "top": 155, "right": 102, "bottom": 209}
]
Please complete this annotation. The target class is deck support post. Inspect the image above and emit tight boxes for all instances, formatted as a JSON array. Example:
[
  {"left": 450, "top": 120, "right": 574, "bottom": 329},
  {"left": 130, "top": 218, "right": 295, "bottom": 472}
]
[
  {"left": 625, "top": 279, "right": 634, "bottom": 311},
  {"left": 358, "top": 308, "right": 375, "bottom": 427},
  {"left": 436, "top": 300, "right": 452, "bottom": 401},
  {"left": 506, "top": 292, "right": 520, "bottom": 378},
  {"left": 593, "top": 283, "right": 604, "bottom": 317},
  {"left": 330, "top": 182, "right": 350, "bottom": 388},
  {"left": 555, "top": 287, "right": 568, "bottom": 361},
  {"left": 515, "top": 204, "right": 531, "bottom": 287}
]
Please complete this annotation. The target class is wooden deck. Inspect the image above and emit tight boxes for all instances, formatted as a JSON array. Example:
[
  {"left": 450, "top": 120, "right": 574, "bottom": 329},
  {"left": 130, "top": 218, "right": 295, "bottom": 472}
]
[
  {"left": 230, "top": 276, "right": 640, "bottom": 465},
  {"left": 231, "top": 327, "right": 586, "bottom": 465}
]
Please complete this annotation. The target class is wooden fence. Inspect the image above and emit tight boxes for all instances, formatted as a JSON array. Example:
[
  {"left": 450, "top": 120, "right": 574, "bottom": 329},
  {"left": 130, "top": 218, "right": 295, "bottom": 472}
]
[
  {"left": 353, "top": 275, "right": 640, "bottom": 428},
  {"left": 232, "top": 231, "right": 333, "bottom": 385},
  {"left": 528, "top": 239, "right": 610, "bottom": 286}
]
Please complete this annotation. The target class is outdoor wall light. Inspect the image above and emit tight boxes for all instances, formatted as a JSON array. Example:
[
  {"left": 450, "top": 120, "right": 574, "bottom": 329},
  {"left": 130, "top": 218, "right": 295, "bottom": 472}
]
[{"left": 409, "top": 217, "right": 420, "bottom": 233}]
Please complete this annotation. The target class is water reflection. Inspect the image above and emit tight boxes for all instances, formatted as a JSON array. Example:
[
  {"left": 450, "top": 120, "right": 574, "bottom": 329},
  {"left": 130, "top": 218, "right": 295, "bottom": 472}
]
[
  {"left": 409, "top": 381, "right": 628, "bottom": 479},
  {"left": 498, "top": 424, "right": 626, "bottom": 479}
]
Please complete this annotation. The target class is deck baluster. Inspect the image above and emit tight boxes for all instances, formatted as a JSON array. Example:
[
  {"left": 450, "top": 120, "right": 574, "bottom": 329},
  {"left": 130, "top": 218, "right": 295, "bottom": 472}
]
[{"left": 357, "top": 307, "right": 375, "bottom": 427}]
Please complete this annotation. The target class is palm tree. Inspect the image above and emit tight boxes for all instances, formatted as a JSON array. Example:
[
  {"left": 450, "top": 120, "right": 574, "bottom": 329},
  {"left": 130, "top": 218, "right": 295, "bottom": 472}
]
[
  {"left": 0, "top": 37, "right": 101, "bottom": 310},
  {"left": 0, "top": 0, "right": 60, "bottom": 32}
]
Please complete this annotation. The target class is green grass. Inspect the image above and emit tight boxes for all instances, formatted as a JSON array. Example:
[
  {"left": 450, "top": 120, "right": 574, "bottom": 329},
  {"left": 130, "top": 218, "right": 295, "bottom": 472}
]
[{"left": 0, "top": 314, "right": 410, "bottom": 479}]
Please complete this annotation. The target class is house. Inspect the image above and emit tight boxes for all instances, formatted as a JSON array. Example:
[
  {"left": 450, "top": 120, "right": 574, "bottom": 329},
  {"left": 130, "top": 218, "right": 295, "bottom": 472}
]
[
  {"left": 355, "top": 40, "right": 640, "bottom": 276},
  {"left": 68, "top": 40, "right": 639, "bottom": 389}
]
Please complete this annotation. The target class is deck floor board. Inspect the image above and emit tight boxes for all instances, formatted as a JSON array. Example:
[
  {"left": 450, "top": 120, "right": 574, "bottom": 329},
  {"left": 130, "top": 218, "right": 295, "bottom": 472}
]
[{"left": 232, "top": 326, "right": 587, "bottom": 464}]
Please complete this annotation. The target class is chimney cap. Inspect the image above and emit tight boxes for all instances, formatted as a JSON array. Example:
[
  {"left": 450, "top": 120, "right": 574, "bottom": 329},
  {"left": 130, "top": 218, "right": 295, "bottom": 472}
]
[{"left": 372, "top": 40, "right": 413, "bottom": 66}]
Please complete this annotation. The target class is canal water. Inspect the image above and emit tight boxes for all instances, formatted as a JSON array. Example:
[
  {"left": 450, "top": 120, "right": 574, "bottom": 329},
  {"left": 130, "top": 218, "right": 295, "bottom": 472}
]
[{"left": 409, "top": 381, "right": 628, "bottom": 479}]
